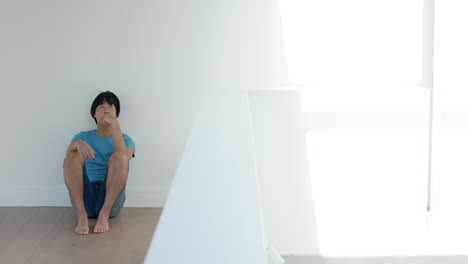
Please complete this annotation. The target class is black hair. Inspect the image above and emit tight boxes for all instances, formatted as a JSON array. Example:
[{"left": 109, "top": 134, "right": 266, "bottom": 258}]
[{"left": 90, "top": 91, "right": 120, "bottom": 123}]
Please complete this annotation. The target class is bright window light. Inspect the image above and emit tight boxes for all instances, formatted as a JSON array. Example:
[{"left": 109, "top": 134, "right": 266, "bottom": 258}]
[
  {"left": 277, "top": 0, "right": 439, "bottom": 256},
  {"left": 435, "top": 1, "right": 468, "bottom": 110},
  {"left": 279, "top": 0, "right": 423, "bottom": 87},
  {"left": 434, "top": 1, "right": 468, "bottom": 253},
  {"left": 277, "top": 0, "right": 468, "bottom": 256},
  {"left": 306, "top": 130, "right": 428, "bottom": 256},
  {"left": 297, "top": 84, "right": 429, "bottom": 111}
]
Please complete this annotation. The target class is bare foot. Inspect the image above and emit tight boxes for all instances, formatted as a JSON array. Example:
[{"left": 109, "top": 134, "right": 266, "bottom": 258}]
[
  {"left": 75, "top": 215, "right": 89, "bottom": 235},
  {"left": 94, "top": 215, "right": 109, "bottom": 234}
]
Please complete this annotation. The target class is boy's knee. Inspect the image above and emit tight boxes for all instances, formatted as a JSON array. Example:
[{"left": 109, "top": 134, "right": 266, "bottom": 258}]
[
  {"left": 65, "top": 151, "right": 84, "bottom": 166},
  {"left": 108, "top": 152, "right": 128, "bottom": 169}
]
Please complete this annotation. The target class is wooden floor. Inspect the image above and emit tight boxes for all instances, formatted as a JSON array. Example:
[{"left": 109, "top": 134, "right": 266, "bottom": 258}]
[{"left": 0, "top": 207, "right": 162, "bottom": 264}]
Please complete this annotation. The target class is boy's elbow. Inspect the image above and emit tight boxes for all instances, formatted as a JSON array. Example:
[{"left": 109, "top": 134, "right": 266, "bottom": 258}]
[{"left": 126, "top": 146, "right": 135, "bottom": 160}]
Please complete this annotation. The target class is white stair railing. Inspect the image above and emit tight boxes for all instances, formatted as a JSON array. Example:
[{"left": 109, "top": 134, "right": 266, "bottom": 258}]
[{"left": 144, "top": 91, "right": 282, "bottom": 264}]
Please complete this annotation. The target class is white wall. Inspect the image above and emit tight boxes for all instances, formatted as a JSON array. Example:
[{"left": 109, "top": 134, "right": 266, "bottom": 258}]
[{"left": 0, "top": 0, "right": 287, "bottom": 206}]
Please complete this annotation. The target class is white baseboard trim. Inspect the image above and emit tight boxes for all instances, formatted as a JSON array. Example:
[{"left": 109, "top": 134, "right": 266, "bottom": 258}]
[{"left": 0, "top": 186, "right": 169, "bottom": 207}]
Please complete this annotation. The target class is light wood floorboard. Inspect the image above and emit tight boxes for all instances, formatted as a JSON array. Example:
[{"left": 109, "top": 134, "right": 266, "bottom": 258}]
[{"left": 0, "top": 207, "right": 162, "bottom": 264}]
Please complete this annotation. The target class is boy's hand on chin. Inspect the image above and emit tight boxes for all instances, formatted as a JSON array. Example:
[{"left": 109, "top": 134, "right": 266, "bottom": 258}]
[{"left": 103, "top": 114, "right": 115, "bottom": 126}]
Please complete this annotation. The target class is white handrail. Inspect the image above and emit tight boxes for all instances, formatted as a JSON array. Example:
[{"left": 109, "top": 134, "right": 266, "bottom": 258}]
[{"left": 144, "top": 91, "right": 270, "bottom": 264}]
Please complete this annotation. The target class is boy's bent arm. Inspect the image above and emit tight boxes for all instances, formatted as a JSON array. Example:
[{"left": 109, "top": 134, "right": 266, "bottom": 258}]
[
  {"left": 111, "top": 119, "right": 133, "bottom": 160},
  {"left": 67, "top": 140, "right": 95, "bottom": 160},
  {"left": 66, "top": 141, "right": 79, "bottom": 154},
  {"left": 125, "top": 146, "right": 135, "bottom": 161}
]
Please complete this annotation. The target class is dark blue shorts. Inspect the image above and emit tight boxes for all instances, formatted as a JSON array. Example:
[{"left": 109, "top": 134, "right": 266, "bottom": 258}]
[{"left": 70, "top": 166, "right": 126, "bottom": 218}]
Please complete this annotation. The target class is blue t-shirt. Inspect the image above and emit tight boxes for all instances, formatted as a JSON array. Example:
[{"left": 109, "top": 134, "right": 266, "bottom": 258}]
[{"left": 72, "top": 130, "right": 136, "bottom": 182}]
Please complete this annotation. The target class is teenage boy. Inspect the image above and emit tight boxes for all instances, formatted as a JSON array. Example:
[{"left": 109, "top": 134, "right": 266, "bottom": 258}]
[{"left": 64, "top": 91, "right": 135, "bottom": 235}]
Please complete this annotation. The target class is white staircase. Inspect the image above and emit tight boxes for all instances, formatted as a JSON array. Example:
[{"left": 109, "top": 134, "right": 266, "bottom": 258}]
[{"left": 144, "top": 91, "right": 283, "bottom": 264}]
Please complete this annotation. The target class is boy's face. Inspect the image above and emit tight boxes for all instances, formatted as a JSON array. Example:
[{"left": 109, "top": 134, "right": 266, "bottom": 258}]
[{"left": 94, "top": 99, "right": 116, "bottom": 127}]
